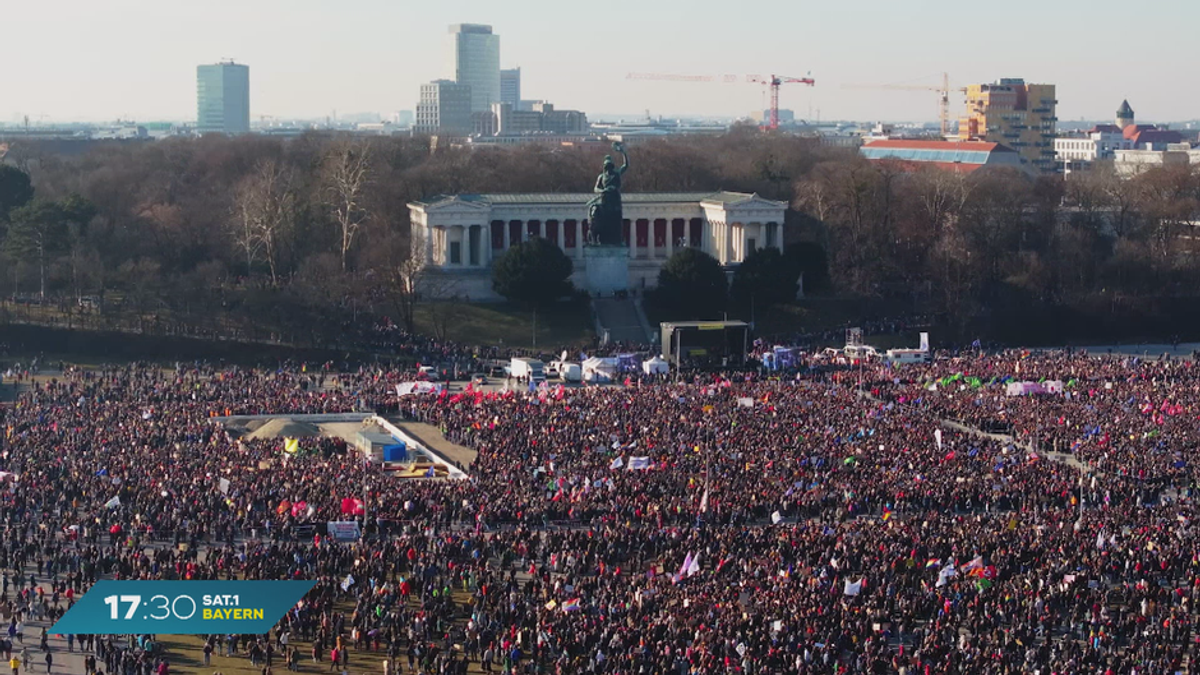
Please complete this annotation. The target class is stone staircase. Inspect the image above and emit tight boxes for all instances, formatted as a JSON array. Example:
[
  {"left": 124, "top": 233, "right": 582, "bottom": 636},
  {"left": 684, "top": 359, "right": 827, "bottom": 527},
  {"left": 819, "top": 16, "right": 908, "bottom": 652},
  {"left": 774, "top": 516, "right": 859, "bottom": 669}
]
[{"left": 593, "top": 297, "right": 652, "bottom": 345}]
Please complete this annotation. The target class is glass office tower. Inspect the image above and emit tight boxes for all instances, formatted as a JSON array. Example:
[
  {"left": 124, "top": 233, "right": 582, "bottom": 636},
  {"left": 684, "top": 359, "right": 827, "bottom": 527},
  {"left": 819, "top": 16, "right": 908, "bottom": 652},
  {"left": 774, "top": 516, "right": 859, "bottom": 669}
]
[
  {"left": 447, "top": 24, "right": 500, "bottom": 114},
  {"left": 197, "top": 61, "right": 250, "bottom": 134}
]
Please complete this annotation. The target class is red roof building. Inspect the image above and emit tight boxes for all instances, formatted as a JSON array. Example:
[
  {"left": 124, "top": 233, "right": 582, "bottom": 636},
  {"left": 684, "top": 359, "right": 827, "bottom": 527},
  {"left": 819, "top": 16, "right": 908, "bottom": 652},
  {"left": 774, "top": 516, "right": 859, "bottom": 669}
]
[{"left": 860, "top": 139, "right": 1024, "bottom": 174}]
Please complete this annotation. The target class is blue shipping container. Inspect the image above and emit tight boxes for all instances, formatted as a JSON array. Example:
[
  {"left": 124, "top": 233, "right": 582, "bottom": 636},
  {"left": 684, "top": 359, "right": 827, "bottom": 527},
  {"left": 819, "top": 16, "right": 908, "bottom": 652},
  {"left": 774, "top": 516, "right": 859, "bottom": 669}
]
[{"left": 382, "top": 443, "right": 407, "bottom": 462}]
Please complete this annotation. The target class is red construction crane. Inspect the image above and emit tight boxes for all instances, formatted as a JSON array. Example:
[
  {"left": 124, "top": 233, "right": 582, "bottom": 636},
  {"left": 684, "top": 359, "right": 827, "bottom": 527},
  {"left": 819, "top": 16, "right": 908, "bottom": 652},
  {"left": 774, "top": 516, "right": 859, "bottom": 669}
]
[
  {"left": 747, "top": 75, "right": 815, "bottom": 130},
  {"left": 626, "top": 72, "right": 815, "bottom": 130}
]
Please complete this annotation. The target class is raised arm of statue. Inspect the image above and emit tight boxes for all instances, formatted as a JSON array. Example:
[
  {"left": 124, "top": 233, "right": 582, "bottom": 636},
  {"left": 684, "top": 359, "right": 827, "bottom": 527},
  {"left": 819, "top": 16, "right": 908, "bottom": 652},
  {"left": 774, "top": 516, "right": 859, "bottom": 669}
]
[{"left": 614, "top": 142, "right": 630, "bottom": 175}]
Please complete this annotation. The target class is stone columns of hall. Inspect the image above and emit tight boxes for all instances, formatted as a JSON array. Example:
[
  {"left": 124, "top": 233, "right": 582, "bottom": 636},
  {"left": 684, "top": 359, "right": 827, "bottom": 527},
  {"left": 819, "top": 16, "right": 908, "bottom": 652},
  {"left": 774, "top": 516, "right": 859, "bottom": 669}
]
[
  {"left": 565, "top": 219, "right": 581, "bottom": 259},
  {"left": 453, "top": 225, "right": 466, "bottom": 266}
]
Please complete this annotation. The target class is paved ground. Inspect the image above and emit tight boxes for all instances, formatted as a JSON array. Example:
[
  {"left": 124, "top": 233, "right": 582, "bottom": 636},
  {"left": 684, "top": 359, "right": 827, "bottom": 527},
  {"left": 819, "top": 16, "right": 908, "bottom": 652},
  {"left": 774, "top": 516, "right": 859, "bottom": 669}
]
[
  {"left": 17, "top": 603, "right": 86, "bottom": 674},
  {"left": 390, "top": 421, "right": 478, "bottom": 468}
]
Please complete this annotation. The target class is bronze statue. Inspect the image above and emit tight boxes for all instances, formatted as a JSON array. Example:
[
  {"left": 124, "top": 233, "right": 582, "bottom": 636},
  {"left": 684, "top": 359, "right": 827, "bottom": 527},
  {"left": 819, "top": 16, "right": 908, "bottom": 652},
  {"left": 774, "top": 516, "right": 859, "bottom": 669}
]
[{"left": 586, "top": 141, "right": 629, "bottom": 246}]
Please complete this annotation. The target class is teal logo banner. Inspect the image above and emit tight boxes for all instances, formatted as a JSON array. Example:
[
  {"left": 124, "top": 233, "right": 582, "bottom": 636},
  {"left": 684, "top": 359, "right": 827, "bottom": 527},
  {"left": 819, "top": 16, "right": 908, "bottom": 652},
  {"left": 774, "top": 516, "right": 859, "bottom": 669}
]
[{"left": 51, "top": 580, "right": 315, "bottom": 635}]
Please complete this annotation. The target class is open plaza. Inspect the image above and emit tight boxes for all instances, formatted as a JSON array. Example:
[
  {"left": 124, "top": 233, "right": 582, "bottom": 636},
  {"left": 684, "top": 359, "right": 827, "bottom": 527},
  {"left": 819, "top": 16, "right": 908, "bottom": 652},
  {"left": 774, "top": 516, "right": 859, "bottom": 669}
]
[{"left": 0, "top": 342, "right": 1198, "bottom": 674}]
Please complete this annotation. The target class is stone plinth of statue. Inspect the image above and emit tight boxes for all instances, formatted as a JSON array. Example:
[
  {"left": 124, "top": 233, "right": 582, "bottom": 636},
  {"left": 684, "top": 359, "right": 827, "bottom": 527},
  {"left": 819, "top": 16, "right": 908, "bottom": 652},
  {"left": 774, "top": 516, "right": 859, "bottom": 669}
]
[{"left": 584, "top": 244, "right": 630, "bottom": 296}]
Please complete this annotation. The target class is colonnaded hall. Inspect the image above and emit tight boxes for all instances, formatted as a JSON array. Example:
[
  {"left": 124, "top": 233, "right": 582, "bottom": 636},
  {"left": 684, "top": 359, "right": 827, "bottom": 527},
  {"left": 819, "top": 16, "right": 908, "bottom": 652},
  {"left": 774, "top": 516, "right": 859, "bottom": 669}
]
[{"left": 407, "top": 191, "right": 788, "bottom": 299}]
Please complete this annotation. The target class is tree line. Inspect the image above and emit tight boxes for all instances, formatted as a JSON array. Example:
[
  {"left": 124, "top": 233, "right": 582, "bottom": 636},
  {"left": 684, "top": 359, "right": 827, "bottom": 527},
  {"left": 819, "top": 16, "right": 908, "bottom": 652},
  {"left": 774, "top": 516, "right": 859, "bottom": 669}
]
[{"left": 1, "top": 128, "right": 1199, "bottom": 346}]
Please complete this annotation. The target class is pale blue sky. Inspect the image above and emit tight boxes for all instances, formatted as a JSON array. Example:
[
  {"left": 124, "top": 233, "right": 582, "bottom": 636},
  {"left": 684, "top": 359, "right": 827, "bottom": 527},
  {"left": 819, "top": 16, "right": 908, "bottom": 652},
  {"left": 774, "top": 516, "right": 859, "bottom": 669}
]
[{"left": 3, "top": 0, "right": 1196, "bottom": 124}]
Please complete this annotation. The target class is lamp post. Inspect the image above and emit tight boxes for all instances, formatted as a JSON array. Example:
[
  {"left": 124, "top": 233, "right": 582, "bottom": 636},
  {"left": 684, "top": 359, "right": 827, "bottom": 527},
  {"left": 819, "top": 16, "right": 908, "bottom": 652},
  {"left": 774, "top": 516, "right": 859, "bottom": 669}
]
[{"left": 362, "top": 449, "right": 370, "bottom": 540}]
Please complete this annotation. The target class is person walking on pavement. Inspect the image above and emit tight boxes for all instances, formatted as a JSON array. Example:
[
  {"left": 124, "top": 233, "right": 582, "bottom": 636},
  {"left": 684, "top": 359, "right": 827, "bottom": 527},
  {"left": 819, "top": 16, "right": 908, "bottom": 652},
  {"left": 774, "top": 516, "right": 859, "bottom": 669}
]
[{"left": 8, "top": 654, "right": 18, "bottom": 675}]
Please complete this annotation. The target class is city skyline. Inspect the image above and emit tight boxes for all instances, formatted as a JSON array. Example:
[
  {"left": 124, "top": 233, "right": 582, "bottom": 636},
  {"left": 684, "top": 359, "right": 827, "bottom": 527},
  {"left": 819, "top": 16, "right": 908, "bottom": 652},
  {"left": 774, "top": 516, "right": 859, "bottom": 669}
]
[{"left": 3, "top": 0, "right": 1198, "bottom": 125}]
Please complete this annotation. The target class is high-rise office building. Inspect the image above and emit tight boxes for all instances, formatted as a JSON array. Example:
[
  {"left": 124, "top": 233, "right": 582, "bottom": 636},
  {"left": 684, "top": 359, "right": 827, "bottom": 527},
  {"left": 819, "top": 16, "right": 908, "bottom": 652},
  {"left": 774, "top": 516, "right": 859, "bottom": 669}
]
[
  {"left": 958, "top": 78, "right": 1057, "bottom": 173},
  {"left": 500, "top": 68, "right": 521, "bottom": 106},
  {"left": 196, "top": 61, "right": 250, "bottom": 135},
  {"left": 415, "top": 80, "right": 473, "bottom": 135},
  {"left": 448, "top": 24, "right": 500, "bottom": 114}
]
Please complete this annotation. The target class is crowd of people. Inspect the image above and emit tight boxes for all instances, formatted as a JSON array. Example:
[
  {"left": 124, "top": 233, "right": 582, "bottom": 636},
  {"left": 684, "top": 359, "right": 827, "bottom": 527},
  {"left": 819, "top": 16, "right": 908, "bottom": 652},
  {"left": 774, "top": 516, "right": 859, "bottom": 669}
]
[{"left": 0, "top": 348, "right": 1197, "bottom": 674}]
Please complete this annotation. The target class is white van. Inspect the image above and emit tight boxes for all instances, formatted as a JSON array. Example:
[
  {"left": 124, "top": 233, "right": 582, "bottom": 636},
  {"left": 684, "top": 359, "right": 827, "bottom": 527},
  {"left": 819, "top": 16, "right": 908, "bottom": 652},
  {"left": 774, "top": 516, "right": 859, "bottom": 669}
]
[
  {"left": 885, "top": 349, "right": 931, "bottom": 364},
  {"left": 559, "top": 363, "right": 582, "bottom": 382},
  {"left": 510, "top": 357, "right": 546, "bottom": 383},
  {"left": 843, "top": 345, "right": 879, "bottom": 361}
]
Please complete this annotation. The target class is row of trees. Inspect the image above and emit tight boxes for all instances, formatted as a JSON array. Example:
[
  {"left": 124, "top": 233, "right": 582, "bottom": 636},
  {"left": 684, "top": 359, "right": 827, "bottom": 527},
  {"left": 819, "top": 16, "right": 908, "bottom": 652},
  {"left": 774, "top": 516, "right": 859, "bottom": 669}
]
[
  {"left": 0, "top": 129, "right": 839, "bottom": 342},
  {"left": 488, "top": 239, "right": 812, "bottom": 319},
  {"left": 2, "top": 128, "right": 1200, "bottom": 344},
  {"left": 794, "top": 158, "right": 1200, "bottom": 336}
]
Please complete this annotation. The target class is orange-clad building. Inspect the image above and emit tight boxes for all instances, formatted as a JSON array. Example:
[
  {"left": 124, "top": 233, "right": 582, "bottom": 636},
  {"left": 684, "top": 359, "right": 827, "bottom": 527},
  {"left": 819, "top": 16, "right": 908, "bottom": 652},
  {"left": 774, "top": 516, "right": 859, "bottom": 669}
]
[{"left": 958, "top": 78, "right": 1057, "bottom": 173}]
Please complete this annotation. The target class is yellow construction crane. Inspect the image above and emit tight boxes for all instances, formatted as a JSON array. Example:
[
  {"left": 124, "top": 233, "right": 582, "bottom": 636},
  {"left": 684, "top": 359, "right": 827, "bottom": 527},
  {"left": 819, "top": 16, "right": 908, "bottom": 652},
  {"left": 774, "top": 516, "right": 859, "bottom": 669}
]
[{"left": 841, "top": 73, "right": 965, "bottom": 137}]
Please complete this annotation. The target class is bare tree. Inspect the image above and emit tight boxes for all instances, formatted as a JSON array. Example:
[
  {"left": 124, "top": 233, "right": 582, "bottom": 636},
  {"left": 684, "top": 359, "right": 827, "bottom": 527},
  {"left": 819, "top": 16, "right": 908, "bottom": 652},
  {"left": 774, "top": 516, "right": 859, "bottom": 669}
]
[
  {"left": 422, "top": 270, "right": 464, "bottom": 342},
  {"left": 393, "top": 252, "right": 425, "bottom": 334},
  {"left": 359, "top": 230, "right": 423, "bottom": 334},
  {"left": 915, "top": 167, "right": 972, "bottom": 237},
  {"left": 231, "top": 159, "right": 295, "bottom": 286},
  {"left": 323, "top": 141, "right": 372, "bottom": 272},
  {"left": 232, "top": 183, "right": 266, "bottom": 278}
]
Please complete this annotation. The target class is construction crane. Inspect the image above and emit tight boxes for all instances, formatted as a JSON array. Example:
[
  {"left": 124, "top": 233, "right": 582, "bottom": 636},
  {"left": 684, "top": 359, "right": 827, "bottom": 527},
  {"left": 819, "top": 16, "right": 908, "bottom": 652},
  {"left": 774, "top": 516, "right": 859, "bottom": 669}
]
[
  {"left": 626, "top": 72, "right": 815, "bottom": 130},
  {"left": 747, "top": 75, "right": 815, "bottom": 130},
  {"left": 841, "top": 73, "right": 965, "bottom": 137}
]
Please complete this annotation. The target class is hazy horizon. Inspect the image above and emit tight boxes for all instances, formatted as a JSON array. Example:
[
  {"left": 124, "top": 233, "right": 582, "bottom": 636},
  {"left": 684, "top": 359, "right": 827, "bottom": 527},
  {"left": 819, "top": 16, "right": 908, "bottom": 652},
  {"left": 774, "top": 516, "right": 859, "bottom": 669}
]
[{"left": 3, "top": 0, "right": 1196, "bottom": 125}]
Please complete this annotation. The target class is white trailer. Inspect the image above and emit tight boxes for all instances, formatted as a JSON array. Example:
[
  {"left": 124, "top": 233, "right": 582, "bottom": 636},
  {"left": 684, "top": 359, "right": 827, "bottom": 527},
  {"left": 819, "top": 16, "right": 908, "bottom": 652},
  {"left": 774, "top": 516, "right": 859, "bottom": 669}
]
[{"left": 510, "top": 357, "right": 546, "bottom": 383}]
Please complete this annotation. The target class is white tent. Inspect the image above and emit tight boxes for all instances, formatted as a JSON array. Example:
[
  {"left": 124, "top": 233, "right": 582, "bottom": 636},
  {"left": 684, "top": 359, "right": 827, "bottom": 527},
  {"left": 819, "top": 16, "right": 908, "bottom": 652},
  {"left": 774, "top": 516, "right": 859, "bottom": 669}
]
[
  {"left": 582, "top": 357, "right": 618, "bottom": 382},
  {"left": 642, "top": 356, "right": 669, "bottom": 375}
]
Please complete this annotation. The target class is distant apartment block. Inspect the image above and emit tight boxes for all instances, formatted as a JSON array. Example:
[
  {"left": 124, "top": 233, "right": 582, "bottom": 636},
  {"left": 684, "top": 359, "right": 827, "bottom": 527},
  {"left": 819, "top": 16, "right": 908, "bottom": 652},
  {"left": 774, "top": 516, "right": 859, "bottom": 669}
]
[
  {"left": 1113, "top": 146, "right": 1195, "bottom": 177},
  {"left": 415, "top": 80, "right": 473, "bottom": 135},
  {"left": 1055, "top": 100, "right": 1187, "bottom": 173},
  {"left": 474, "top": 101, "right": 588, "bottom": 137},
  {"left": 500, "top": 68, "right": 521, "bottom": 106},
  {"left": 196, "top": 61, "right": 250, "bottom": 135},
  {"left": 958, "top": 78, "right": 1056, "bottom": 173},
  {"left": 750, "top": 109, "right": 795, "bottom": 125},
  {"left": 448, "top": 24, "right": 500, "bottom": 114}
]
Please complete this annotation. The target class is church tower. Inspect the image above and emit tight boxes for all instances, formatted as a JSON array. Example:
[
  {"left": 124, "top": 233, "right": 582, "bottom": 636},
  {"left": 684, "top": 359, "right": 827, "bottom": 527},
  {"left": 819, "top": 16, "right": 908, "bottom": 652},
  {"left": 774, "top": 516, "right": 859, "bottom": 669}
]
[{"left": 1116, "top": 99, "right": 1135, "bottom": 129}]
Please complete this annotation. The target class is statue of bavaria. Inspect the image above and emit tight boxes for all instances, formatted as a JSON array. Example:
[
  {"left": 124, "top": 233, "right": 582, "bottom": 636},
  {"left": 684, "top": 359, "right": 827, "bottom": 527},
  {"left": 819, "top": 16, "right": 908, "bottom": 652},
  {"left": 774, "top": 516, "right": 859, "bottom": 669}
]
[{"left": 586, "top": 141, "right": 630, "bottom": 246}]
